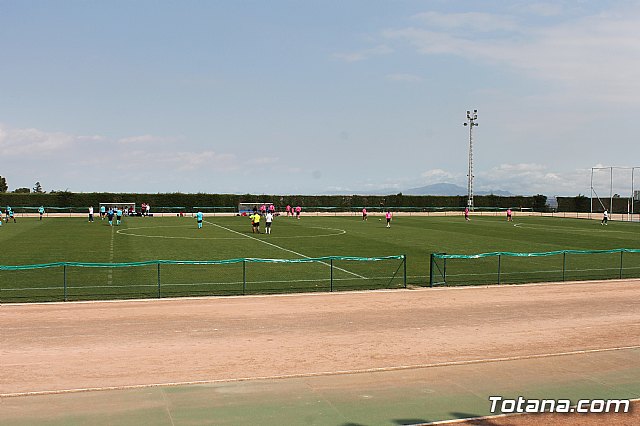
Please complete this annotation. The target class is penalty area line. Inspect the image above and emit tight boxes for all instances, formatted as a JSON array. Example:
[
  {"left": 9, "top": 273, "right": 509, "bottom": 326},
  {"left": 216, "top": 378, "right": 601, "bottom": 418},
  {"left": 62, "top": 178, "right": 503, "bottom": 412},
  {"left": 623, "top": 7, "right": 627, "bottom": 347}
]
[
  {"left": 4, "top": 345, "right": 639, "bottom": 398},
  {"left": 204, "top": 220, "right": 365, "bottom": 279}
]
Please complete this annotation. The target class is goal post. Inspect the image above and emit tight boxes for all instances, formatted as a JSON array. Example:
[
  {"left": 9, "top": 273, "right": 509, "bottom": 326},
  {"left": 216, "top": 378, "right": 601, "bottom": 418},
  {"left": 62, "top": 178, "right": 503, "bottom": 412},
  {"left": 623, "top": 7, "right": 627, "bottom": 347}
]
[
  {"left": 99, "top": 202, "right": 136, "bottom": 214},
  {"left": 238, "top": 202, "right": 273, "bottom": 214},
  {"left": 590, "top": 166, "right": 640, "bottom": 221}
]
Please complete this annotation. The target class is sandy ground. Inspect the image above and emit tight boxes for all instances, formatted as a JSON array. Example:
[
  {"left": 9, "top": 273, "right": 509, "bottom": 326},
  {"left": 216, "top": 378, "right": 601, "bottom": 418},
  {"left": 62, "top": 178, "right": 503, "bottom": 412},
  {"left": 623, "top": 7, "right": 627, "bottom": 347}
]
[{"left": 2, "top": 280, "right": 640, "bottom": 424}]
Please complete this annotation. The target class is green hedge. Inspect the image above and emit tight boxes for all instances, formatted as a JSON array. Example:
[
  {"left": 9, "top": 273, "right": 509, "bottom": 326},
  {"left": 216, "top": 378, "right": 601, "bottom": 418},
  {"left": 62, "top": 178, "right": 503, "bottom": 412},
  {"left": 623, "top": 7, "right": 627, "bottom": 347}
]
[{"left": 0, "top": 192, "right": 548, "bottom": 212}]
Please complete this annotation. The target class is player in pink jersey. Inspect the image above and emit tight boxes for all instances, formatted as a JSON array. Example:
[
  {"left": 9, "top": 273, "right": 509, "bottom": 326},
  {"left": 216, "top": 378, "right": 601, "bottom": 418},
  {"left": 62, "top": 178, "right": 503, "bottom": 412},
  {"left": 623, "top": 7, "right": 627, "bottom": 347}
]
[
  {"left": 295, "top": 206, "right": 301, "bottom": 219},
  {"left": 285, "top": 205, "right": 291, "bottom": 217},
  {"left": 362, "top": 208, "right": 368, "bottom": 221},
  {"left": 506, "top": 208, "right": 513, "bottom": 222},
  {"left": 385, "top": 211, "right": 392, "bottom": 228},
  {"left": 464, "top": 207, "right": 470, "bottom": 221}
]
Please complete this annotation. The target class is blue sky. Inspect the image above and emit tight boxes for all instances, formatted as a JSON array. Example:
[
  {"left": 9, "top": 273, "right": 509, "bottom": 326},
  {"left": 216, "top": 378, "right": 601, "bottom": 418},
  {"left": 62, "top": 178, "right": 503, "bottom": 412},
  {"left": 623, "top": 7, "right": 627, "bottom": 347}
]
[{"left": 1, "top": 1, "right": 640, "bottom": 196}]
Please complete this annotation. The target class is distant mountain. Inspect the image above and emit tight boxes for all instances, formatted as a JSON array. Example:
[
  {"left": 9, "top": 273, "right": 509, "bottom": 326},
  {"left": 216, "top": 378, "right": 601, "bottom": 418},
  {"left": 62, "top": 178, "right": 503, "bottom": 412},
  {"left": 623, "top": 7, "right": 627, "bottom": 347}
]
[
  {"left": 320, "top": 183, "right": 514, "bottom": 196},
  {"left": 404, "top": 183, "right": 513, "bottom": 196},
  {"left": 404, "top": 183, "right": 467, "bottom": 196}
]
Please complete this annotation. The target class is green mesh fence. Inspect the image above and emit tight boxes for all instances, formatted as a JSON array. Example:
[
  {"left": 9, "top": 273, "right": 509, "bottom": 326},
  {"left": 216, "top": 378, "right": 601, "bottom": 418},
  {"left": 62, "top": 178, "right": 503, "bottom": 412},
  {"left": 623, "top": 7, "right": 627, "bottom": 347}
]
[
  {"left": 0, "top": 255, "right": 406, "bottom": 303},
  {"left": 430, "top": 249, "right": 640, "bottom": 287}
]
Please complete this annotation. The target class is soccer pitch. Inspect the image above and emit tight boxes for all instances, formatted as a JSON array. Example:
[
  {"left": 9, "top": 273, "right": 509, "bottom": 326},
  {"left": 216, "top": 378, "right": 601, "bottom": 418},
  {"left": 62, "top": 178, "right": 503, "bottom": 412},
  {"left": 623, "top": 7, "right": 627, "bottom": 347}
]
[{"left": 1, "top": 214, "right": 639, "bottom": 302}]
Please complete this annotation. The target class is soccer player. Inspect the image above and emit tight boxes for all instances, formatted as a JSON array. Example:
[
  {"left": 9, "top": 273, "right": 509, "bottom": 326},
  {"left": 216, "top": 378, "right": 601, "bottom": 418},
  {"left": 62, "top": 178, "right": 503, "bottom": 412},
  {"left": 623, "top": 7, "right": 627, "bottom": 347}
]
[
  {"left": 100, "top": 205, "right": 106, "bottom": 220},
  {"left": 295, "top": 205, "right": 301, "bottom": 219},
  {"left": 362, "top": 207, "right": 368, "bottom": 221},
  {"left": 8, "top": 207, "right": 15, "bottom": 223},
  {"left": 107, "top": 207, "right": 114, "bottom": 226},
  {"left": 601, "top": 209, "right": 609, "bottom": 225},
  {"left": 251, "top": 211, "right": 261, "bottom": 233},
  {"left": 265, "top": 211, "right": 274, "bottom": 234},
  {"left": 196, "top": 210, "right": 203, "bottom": 229},
  {"left": 116, "top": 208, "right": 123, "bottom": 225},
  {"left": 506, "top": 208, "right": 513, "bottom": 222},
  {"left": 5, "top": 206, "right": 11, "bottom": 222},
  {"left": 385, "top": 210, "right": 392, "bottom": 228},
  {"left": 269, "top": 204, "right": 275, "bottom": 215},
  {"left": 464, "top": 207, "right": 470, "bottom": 221},
  {"left": 88, "top": 206, "right": 94, "bottom": 222},
  {"left": 286, "top": 205, "right": 291, "bottom": 217},
  {"left": 38, "top": 206, "right": 45, "bottom": 220}
]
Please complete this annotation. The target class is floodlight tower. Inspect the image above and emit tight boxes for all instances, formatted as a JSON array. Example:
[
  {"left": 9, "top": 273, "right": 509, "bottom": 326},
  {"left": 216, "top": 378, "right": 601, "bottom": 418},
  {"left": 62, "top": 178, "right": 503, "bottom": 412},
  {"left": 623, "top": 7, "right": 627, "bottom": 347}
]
[{"left": 464, "top": 109, "right": 478, "bottom": 210}]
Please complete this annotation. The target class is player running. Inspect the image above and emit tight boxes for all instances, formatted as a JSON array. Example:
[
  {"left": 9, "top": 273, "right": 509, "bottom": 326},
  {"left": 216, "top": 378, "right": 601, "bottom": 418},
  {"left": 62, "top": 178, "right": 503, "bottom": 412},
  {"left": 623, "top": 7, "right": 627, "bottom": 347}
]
[
  {"left": 362, "top": 208, "right": 368, "bottom": 221},
  {"left": 116, "top": 208, "right": 123, "bottom": 226},
  {"left": 464, "top": 207, "right": 470, "bottom": 221},
  {"left": 253, "top": 211, "right": 261, "bottom": 233},
  {"left": 107, "top": 208, "right": 114, "bottom": 226},
  {"left": 601, "top": 209, "right": 609, "bottom": 225},
  {"left": 295, "top": 206, "right": 301, "bottom": 219},
  {"left": 506, "top": 208, "right": 513, "bottom": 222},
  {"left": 265, "top": 211, "right": 274, "bottom": 234},
  {"left": 38, "top": 206, "right": 45, "bottom": 220}
]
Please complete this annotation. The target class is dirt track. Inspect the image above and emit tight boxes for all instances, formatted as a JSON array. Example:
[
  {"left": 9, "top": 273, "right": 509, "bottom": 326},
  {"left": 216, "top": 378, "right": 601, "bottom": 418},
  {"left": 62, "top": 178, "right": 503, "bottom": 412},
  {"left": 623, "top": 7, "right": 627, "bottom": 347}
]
[{"left": 2, "top": 280, "right": 640, "bottom": 397}]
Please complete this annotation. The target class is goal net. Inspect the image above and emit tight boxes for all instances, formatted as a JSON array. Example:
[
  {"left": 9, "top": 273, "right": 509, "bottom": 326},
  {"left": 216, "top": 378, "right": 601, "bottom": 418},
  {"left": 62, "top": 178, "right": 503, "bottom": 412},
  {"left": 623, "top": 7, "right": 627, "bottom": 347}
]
[
  {"left": 590, "top": 167, "right": 639, "bottom": 220},
  {"left": 238, "top": 202, "right": 273, "bottom": 215},
  {"left": 99, "top": 202, "right": 136, "bottom": 214}
]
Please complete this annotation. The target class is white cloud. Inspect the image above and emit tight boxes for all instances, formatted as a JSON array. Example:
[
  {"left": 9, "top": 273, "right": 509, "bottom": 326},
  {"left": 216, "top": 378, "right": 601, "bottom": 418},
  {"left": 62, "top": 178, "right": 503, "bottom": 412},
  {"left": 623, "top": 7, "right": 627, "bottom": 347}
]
[
  {"left": 332, "top": 44, "right": 393, "bottom": 62},
  {"left": 245, "top": 157, "right": 279, "bottom": 166},
  {"left": 412, "top": 11, "right": 518, "bottom": 32},
  {"left": 421, "top": 168, "right": 459, "bottom": 183},
  {"left": 118, "top": 149, "right": 238, "bottom": 172},
  {"left": 520, "top": 2, "right": 564, "bottom": 17},
  {"left": 383, "top": 6, "right": 640, "bottom": 104},
  {"left": 0, "top": 124, "right": 75, "bottom": 156},
  {"left": 118, "top": 134, "right": 177, "bottom": 144},
  {"left": 77, "top": 135, "right": 107, "bottom": 142},
  {"left": 478, "top": 163, "right": 591, "bottom": 195}
]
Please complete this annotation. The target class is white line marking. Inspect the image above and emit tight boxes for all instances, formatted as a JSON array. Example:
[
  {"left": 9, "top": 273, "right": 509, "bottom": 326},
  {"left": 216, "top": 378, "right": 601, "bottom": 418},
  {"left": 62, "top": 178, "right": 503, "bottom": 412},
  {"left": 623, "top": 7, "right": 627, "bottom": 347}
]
[
  {"left": 116, "top": 224, "right": 347, "bottom": 240},
  {"left": 108, "top": 226, "right": 114, "bottom": 286},
  {"left": 204, "top": 220, "right": 365, "bottom": 279},
  {"left": 3, "top": 345, "right": 639, "bottom": 398}
]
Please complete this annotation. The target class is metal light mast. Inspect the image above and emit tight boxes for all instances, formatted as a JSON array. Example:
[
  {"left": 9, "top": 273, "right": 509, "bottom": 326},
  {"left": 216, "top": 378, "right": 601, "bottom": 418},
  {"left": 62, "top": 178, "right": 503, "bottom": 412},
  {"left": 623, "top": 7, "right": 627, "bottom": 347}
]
[{"left": 464, "top": 109, "right": 478, "bottom": 210}]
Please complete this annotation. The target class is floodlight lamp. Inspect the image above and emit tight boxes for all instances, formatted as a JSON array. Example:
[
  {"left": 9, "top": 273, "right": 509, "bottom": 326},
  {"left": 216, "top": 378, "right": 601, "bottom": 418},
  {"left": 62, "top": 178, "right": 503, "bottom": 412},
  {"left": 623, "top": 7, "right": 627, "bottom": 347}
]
[
  {"left": 467, "top": 110, "right": 470, "bottom": 114},
  {"left": 474, "top": 109, "right": 477, "bottom": 113},
  {"left": 464, "top": 122, "right": 468, "bottom": 126}
]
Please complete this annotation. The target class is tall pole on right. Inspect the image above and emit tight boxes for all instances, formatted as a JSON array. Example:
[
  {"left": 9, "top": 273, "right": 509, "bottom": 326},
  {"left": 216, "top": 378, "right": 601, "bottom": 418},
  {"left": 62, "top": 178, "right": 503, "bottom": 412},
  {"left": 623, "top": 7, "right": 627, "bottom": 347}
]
[{"left": 464, "top": 109, "right": 478, "bottom": 210}]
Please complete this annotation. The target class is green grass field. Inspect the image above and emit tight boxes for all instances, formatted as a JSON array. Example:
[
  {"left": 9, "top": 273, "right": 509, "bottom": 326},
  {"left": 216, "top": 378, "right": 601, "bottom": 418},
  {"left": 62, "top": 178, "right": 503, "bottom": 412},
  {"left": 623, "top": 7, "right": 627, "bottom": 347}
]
[{"left": 2, "top": 214, "right": 640, "bottom": 302}]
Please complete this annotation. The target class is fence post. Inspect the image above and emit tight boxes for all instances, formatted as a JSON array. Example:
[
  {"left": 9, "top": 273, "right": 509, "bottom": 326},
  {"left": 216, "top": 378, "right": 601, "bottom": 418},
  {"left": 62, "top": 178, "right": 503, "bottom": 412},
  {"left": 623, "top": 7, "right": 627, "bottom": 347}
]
[
  {"left": 403, "top": 255, "right": 407, "bottom": 288},
  {"left": 63, "top": 264, "right": 67, "bottom": 302},
  {"left": 243, "top": 259, "right": 246, "bottom": 295},
  {"left": 429, "top": 254, "right": 434, "bottom": 287},
  {"left": 620, "top": 250, "right": 624, "bottom": 279},
  {"left": 157, "top": 263, "right": 161, "bottom": 298},
  {"left": 497, "top": 255, "right": 501, "bottom": 285},
  {"left": 443, "top": 257, "right": 447, "bottom": 286},
  {"left": 562, "top": 251, "right": 566, "bottom": 282},
  {"left": 330, "top": 258, "right": 333, "bottom": 292}
]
